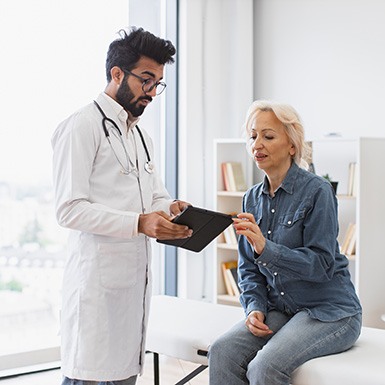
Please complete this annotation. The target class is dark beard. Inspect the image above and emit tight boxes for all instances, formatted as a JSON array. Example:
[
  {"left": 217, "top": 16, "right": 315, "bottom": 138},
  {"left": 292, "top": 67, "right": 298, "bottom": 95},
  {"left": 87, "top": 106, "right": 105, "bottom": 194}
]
[{"left": 115, "top": 79, "right": 152, "bottom": 117}]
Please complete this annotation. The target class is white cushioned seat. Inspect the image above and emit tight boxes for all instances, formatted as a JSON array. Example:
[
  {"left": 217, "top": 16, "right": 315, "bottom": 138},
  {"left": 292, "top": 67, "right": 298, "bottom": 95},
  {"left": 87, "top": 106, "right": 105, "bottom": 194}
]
[
  {"left": 146, "top": 295, "right": 385, "bottom": 385},
  {"left": 292, "top": 326, "right": 385, "bottom": 385},
  {"left": 146, "top": 295, "right": 243, "bottom": 365}
]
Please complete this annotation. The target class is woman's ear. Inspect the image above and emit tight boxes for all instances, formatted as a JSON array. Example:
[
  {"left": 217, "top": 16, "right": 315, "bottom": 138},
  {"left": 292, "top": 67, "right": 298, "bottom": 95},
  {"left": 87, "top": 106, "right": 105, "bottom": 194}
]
[{"left": 289, "top": 144, "right": 296, "bottom": 156}]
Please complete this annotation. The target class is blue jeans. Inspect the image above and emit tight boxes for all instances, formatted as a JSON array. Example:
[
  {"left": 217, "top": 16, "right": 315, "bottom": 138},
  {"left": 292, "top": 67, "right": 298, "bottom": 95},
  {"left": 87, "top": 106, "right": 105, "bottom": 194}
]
[
  {"left": 208, "top": 310, "right": 361, "bottom": 385},
  {"left": 61, "top": 375, "right": 137, "bottom": 385}
]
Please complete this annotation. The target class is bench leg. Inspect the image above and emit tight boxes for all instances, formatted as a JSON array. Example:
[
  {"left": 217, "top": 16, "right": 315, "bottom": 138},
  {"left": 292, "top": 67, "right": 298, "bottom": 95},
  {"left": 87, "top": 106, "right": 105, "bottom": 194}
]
[
  {"left": 153, "top": 352, "right": 160, "bottom": 385},
  {"left": 148, "top": 350, "right": 208, "bottom": 385},
  {"left": 174, "top": 364, "right": 208, "bottom": 385}
]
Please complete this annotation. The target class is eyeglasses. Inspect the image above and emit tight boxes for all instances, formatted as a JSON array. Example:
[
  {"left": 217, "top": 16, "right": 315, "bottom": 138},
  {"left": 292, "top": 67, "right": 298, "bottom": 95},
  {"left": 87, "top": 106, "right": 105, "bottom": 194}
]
[{"left": 123, "top": 69, "right": 167, "bottom": 95}]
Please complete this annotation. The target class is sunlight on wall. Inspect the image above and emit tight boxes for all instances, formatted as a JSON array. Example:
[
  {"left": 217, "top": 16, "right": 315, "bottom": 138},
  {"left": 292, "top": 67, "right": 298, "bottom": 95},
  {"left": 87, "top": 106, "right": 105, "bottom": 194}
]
[
  {"left": 0, "top": 0, "right": 128, "bottom": 184},
  {"left": 0, "top": 0, "right": 129, "bottom": 364}
]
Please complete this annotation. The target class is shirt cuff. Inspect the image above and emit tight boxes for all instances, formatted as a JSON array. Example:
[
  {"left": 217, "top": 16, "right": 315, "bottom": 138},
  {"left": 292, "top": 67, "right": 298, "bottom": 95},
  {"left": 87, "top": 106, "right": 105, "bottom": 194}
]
[
  {"left": 120, "top": 213, "right": 140, "bottom": 238},
  {"left": 132, "top": 213, "right": 140, "bottom": 237}
]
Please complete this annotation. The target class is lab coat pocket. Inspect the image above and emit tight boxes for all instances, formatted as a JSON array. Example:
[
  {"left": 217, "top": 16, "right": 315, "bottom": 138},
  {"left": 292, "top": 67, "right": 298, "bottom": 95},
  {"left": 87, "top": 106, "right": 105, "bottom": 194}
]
[{"left": 98, "top": 242, "right": 138, "bottom": 289}]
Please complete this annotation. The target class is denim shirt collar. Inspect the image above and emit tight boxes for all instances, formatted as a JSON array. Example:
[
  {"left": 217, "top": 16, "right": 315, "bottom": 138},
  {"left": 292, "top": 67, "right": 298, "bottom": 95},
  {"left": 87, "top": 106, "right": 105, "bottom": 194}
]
[{"left": 261, "top": 162, "right": 300, "bottom": 196}]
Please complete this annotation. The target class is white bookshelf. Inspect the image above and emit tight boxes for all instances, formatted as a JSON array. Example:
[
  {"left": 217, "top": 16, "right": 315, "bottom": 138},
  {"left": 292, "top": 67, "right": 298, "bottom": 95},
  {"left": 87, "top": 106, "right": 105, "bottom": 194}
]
[
  {"left": 311, "top": 137, "right": 385, "bottom": 329},
  {"left": 213, "top": 139, "right": 263, "bottom": 306},
  {"left": 213, "top": 137, "right": 385, "bottom": 328}
]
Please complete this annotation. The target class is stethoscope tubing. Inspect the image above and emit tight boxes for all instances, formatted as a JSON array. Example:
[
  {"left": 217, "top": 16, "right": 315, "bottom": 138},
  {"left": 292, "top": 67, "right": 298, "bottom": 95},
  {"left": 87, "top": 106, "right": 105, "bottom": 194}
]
[{"left": 93, "top": 100, "right": 153, "bottom": 174}]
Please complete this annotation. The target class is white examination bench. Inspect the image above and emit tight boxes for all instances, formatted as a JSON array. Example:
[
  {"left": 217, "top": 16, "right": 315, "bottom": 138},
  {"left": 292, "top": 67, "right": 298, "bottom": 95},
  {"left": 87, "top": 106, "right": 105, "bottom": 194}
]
[{"left": 146, "top": 295, "right": 385, "bottom": 385}]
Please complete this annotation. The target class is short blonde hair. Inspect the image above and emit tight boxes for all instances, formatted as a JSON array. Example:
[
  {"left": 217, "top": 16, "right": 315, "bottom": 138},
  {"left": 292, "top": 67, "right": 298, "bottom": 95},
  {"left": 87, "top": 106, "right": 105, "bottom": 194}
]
[{"left": 244, "top": 100, "right": 311, "bottom": 169}]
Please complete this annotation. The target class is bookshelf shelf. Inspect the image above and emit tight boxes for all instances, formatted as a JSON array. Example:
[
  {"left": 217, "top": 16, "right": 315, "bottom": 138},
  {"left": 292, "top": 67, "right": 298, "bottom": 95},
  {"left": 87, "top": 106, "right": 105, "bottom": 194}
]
[
  {"left": 217, "top": 294, "right": 241, "bottom": 306},
  {"left": 336, "top": 194, "right": 356, "bottom": 200},
  {"left": 217, "top": 191, "right": 246, "bottom": 198},
  {"left": 347, "top": 254, "right": 356, "bottom": 262},
  {"left": 217, "top": 243, "right": 238, "bottom": 251}
]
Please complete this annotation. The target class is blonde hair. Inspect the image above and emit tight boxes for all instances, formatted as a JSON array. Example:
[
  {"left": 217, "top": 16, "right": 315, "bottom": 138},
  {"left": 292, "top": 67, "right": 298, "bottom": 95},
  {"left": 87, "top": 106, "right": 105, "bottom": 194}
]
[{"left": 243, "top": 100, "right": 311, "bottom": 169}]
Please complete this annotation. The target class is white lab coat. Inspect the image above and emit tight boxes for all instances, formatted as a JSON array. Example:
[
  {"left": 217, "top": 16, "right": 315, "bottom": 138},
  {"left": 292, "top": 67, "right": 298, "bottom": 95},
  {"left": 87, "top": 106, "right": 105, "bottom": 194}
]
[{"left": 51, "top": 93, "right": 173, "bottom": 381}]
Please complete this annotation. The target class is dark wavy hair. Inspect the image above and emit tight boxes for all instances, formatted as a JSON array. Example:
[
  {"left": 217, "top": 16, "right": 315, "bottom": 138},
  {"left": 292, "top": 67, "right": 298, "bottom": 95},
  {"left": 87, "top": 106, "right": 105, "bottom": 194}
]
[{"left": 105, "top": 27, "right": 176, "bottom": 82}]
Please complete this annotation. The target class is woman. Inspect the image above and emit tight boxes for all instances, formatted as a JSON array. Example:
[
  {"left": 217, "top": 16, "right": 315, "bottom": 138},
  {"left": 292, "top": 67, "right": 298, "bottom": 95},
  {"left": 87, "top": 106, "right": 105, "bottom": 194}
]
[{"left": 208, "top": 101, "right": 362, "bottom": 385}]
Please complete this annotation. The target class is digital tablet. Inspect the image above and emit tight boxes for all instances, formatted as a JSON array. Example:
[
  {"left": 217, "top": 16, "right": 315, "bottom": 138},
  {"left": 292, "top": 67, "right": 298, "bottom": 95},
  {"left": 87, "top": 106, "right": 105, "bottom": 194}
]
[{"left": 156, "top": 206, "right": 234, "bottom": 252}]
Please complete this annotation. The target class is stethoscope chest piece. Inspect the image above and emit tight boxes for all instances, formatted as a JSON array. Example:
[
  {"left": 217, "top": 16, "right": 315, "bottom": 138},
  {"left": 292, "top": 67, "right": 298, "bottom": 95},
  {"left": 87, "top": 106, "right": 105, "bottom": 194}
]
[{"left": 144, "top": 161, "right": 154, "bottom": 174}]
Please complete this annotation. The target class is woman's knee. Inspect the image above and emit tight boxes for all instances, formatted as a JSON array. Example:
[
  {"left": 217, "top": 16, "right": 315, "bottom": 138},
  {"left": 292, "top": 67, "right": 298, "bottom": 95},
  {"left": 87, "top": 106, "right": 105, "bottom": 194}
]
[
  {"left": 208, "top": 322, "right": 250, "bottom": 366},
  {"left": 208, "top": 333, "right": 232, "bottom": 364},
  {"left": 247, "top": 354, "right": 290, "bottom": 385}
]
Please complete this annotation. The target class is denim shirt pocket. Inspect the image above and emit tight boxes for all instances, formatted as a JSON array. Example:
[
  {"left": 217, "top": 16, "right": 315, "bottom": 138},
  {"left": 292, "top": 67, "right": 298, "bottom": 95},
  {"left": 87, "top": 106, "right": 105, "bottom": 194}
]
[
  {"left": 276, "top": 208, "right": 307, "bottom": 247},
  {"left": 279, "top": 208, "right": 306, "bottom": 227}
]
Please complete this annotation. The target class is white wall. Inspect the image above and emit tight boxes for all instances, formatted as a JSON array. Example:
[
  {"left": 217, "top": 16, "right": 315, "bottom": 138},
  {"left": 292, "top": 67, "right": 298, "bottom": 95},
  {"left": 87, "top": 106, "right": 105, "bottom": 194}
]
[
  {"left": 179, "top": 0, "right": 385, "bottom": 301},
  {"left": 0, "top": 0, "right": 128, "bottom": 184},
  {"left": 178, "top": 0, "right": 254, "bottom": 300},
  {"left": 253, "top": 0, "right": 385, "bottom": 327},
  {"left": 253, "top": 0, "right": 385, "bottom": 141}
]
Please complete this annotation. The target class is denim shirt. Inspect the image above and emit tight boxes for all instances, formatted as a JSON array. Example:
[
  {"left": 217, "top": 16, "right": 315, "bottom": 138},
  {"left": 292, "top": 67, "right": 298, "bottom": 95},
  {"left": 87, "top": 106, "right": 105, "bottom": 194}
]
[{"left": 238, "top": 162, "right": 362, "bottom": 321}]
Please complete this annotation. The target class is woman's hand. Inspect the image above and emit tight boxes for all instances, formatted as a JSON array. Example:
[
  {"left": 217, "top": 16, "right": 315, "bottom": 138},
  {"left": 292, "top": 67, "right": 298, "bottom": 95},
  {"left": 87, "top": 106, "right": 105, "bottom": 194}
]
[
  {"left": 245, "top": 311, "right": 273, "bottom": 337},
  {"left": 233, "top": 212, "right": 266, "bottom": 254}
]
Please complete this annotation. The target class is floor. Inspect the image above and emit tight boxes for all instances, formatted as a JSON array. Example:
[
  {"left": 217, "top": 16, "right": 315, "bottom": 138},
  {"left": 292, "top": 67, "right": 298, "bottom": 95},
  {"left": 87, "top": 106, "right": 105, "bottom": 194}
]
[{"left": 0, "top": 354, "right": 209, "bottom": 385}]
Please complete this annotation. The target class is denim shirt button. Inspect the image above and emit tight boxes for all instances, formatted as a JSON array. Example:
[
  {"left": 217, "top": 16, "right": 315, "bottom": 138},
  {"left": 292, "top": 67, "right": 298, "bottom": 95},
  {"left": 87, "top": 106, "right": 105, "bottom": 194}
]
[
  {"left": 262, "top": 262, "right": 267, "bottom": 266},
  {"left": 287, "top": 220, "right": 292, "bottom": 225},
  {"left": 274, "top": 272, "right": 278, "bottom": 276},
  {"left": 280, "top": 292, "right": 285, "bottom": 296},
  {"left": 271, "top": 209, "right": 275, "bottom": 213},
  {"left": 267, "top": 230, "right": 272, "bottom": 234}
]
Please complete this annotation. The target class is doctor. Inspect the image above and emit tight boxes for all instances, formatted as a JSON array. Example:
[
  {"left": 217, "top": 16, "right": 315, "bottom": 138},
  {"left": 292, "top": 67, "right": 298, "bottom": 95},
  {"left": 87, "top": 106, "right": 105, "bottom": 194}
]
[{"left": 52, "top": 27, "right": 192, "bottom": 385}]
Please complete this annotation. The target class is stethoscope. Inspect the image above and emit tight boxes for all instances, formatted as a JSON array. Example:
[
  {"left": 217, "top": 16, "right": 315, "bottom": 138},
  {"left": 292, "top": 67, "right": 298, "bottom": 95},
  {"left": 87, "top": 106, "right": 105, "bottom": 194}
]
[{"left": 93, "top": 100, "right": 154, "bottom": 175}]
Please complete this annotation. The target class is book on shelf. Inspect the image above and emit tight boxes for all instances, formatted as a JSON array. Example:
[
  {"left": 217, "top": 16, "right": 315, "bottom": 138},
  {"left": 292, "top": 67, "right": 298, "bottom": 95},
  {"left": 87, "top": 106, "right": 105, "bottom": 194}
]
[
  {"left": 340, "top": 223, "right": 356, "bottom": 256},
  {"left": 228, "top": 266, "right": 240, "bottom": 296},
  {"left": 221, "top": 162, "right": 247, "bottom": 192},
  {"left": 223, "top": 225, "right": 238, "bottom": 245},
  {"left": 347, "top": 162, "right": 357, "bottom": 196},
  {"left": 221, "top": 260, "right": 240, "bottom": 296},
  {"left": 346, "top": 226, "right": 356, "bottom": 256},
  {"left": 221, "top": 162, "right": 231, "bottom": 191},
  {"left": 340, "top": 222, "right": 354, "bottom": 254}
]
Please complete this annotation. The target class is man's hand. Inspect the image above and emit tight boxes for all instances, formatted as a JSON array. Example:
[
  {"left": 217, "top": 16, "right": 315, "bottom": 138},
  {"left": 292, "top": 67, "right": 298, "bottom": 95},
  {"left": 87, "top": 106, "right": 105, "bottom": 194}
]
[
  {"left": 169, "top": 200, "right": 191, "bottom": 216},
  {"left": 138, "top": 210, "right": 193, "bottom": 240},
  {"left": 245, "top": 311, "right": 273, "bottom": 337}
]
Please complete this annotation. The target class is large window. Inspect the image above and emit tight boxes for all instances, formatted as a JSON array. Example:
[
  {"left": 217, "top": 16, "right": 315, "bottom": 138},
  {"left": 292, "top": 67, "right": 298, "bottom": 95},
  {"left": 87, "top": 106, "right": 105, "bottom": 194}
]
[{"left": 0, "top": 0, "right": 128, "bottom": 373}]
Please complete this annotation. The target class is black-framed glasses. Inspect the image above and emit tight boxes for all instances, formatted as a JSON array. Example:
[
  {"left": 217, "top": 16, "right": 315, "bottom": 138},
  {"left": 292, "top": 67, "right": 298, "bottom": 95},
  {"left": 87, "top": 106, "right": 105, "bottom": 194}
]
[{"left": 123, "top": 69, "right": 167, "bottom": 95}]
